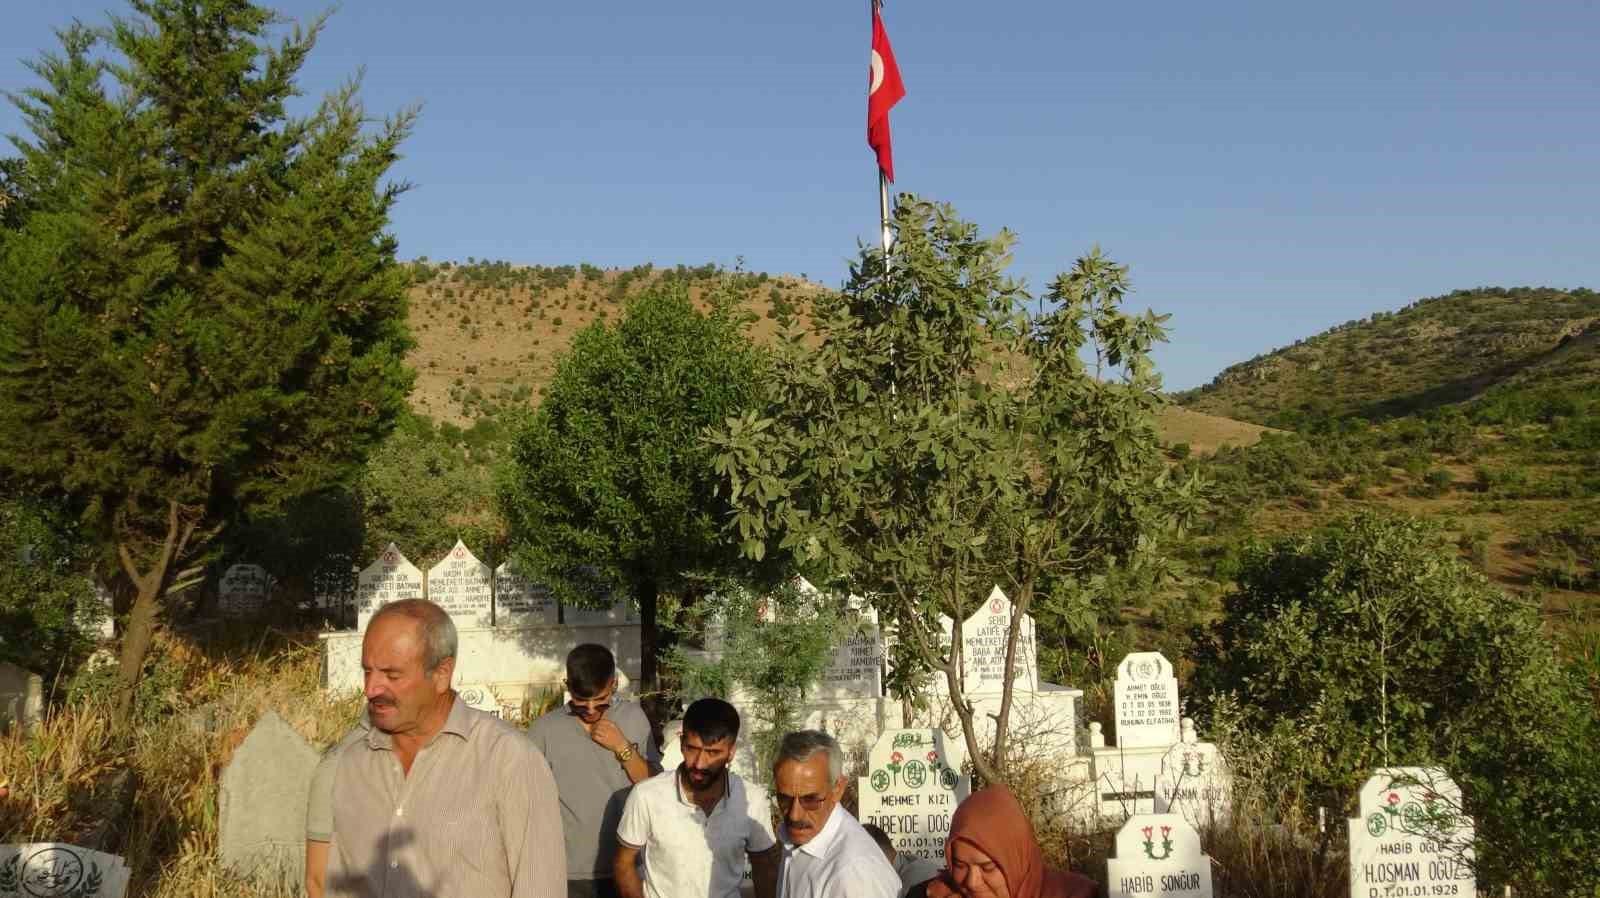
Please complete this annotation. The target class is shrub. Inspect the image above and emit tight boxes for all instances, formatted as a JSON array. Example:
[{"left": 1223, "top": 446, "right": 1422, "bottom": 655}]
[{"left": 1190, "top": 513, "right": 1600, "bottom": 894}]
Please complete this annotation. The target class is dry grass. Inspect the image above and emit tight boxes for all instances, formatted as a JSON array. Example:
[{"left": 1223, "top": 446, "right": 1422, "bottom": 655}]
[{"left": 0, "top": 627, "right": 362, "bottom": 897}]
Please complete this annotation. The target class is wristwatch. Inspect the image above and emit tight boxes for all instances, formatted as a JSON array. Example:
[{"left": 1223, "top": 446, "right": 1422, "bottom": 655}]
[{"left": 615, "top": 742, "right": 638, "bottom": 763}]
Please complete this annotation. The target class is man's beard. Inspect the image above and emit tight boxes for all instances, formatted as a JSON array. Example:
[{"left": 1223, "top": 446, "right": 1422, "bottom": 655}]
[{"left": 681, "top": 762, "right": 728, "bottom": 790}]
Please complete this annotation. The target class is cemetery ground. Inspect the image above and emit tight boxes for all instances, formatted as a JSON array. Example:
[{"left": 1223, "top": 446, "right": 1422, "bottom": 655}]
[{"left": 0, "top": 618, "right": 1450, "bottom": 898}]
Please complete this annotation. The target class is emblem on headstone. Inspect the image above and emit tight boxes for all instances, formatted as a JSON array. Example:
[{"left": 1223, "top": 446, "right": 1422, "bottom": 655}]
[
  {"left": 1140, "top": 824, "right": 1174, "bottom": 860},
  {"left": 6, "top": 846, "right": 101, "bottom": 898}
]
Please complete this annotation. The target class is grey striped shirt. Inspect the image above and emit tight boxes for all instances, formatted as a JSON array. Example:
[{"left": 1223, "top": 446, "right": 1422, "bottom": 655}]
[{"left": 325, "top": 695, "right": 566, "bottom": 898}]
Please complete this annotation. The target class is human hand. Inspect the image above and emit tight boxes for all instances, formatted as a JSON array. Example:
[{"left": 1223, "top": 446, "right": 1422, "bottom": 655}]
[{"left": 589, "top": 717, "right": 629, "bottom": 754}]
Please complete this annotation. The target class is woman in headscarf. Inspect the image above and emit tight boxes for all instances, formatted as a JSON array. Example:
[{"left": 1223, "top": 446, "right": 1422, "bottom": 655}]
[{"left": 926, "top": 785, "right": 1098, "bottom": 898}]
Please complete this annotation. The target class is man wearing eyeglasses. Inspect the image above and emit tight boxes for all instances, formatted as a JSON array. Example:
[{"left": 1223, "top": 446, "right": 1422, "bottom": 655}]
[
  {"left": 529, "top": 644, "right": 655, "bottom": 898},
  {"left": 772, "top": 730, "right": 901, "bottom": 898}
]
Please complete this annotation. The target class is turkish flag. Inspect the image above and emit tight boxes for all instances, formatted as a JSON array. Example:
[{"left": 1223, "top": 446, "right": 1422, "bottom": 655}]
[{"left": 868, "top": 7, "right": 906, "bottom": 181}]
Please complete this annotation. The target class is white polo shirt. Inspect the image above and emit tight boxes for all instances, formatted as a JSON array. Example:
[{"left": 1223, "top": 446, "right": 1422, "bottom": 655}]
[
  {"left": 778, "top": 804, "right": 902, "bottom": 898},
  {"left": 617, "top": 767, "right": 776, "bottom": 898}
]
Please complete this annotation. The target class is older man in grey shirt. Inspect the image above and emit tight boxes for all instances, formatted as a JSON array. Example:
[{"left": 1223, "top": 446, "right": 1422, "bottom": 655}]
[{"left": 321, "top": 599, "right": 565, "bottom": 898}]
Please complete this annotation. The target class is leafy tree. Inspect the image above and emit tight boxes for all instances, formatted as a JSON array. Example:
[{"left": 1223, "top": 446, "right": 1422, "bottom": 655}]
[
  {"left": 0, "top": 495, "right": 101, "bottom": 684},
  {"left": 707, "top": 197, "right": 1203, "bottom": 780},
  {"left": 0, "top": 2, "right": 415, "bottom": 720},
  {"left": 499, "top": 284, "right": 768, "bottom": 689},
  {"left": 1190, "top": 512, "right": 1600, "bottom": 895}
]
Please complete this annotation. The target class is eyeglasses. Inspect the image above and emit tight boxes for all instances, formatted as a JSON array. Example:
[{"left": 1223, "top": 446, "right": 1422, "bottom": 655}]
[
  {"left": 774, "top": 793, "right": 831, "bottom": 812},
  {"left": 568, "top": 696, "right": 612, "bottom": 716}
]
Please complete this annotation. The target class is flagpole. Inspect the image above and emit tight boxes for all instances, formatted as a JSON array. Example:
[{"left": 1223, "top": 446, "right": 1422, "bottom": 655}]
[{"left": 873, "top": 0, "right": 893, "bottom": 264}]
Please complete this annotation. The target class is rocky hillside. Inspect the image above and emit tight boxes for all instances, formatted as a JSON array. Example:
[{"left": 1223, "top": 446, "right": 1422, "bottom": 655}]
[{"left": 1176, "top": 287, "right": 1600, "bottom": 425}]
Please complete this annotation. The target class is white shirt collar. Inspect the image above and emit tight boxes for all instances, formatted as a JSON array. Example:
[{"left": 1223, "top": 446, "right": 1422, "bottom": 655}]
[{"left": 787, "top": 802, "right": 846, "bottom": 859}]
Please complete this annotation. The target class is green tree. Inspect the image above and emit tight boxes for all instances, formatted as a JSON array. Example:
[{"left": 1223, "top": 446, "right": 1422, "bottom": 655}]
[
  {"left": 499, "top": 284, "right": 768, "bottom": 689},
  {"left": 0, "top": 2, "right": 415, "bottom": 720},
  {"left": 707, "top": 197, "right": 1202, "bottom": 780},
  {"left": 1191, "top": 512, "right": 1600, "bottom": 895}
]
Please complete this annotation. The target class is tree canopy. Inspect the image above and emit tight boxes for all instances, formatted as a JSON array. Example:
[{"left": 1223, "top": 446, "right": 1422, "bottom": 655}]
[
  {"left": 0, "top": 0, "right": 415, "bottom": 717},
  {"left": 499, "top": 283, "right": 768, "bottom": 689},
  {"left": 708, "top": 197, "right": 1203, "bottom": 778}
]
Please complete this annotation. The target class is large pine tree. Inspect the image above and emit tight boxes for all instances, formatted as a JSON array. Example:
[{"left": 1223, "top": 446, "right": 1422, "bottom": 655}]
[{"left": 0, "top": 1, "right": 415, "bottom": 719}]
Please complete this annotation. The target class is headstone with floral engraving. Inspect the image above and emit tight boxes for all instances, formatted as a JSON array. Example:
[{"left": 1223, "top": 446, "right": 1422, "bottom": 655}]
[
  {"left": 857, "top": 728, "right": 972, "bottom": 863},
  {"left": 1346, "top": 768, "right": 1474, "bottom": 898},
  {"left": 1106, "top": 813, "right": 1213, "bottom": 898}
]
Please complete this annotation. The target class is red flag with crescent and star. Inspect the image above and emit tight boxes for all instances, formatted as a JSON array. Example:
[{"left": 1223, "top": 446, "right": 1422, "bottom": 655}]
[{"left": 868, "top": 5, "right": 906, "bottom": 181}]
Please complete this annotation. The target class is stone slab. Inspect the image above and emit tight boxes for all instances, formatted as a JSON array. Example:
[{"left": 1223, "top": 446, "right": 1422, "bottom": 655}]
[
  {"left": 0, "top": 662, "right": 43, "bottom": 736},
  {"left": 1347, "top": 768, "right": 1475, "bottom": 898},
  {"left": 355, "top": 544, "right": 425, "bottom": 629},
  {"left": 1154, "top": 742, "right": 1231, "bottom": 827},
  {"left": 218, "top": 563, "right": 272, "bottom": 617},
  {"left": 0, "top": 844, "right": 131, "bottom": 898},
  {"left": 217, "top": 710, "right": 321, "bottom": 888},
  {"left": 1113, "top": 652, "right": 1181, "bottom": 748},
  {"left": 425, "top": 540, "right": 494, "bottom": 629},
  {"left": 493, "top": 563, "right": 557, "bottom": 627},
  {"left": 1107, "top": 813, "right": 1213, "bottom": 898},
  {"left": 958, "top": 586, "right": 1039, "bottom": 694},
  {"left": 857, "top": 728, "right": 971, "bottom": 862}
]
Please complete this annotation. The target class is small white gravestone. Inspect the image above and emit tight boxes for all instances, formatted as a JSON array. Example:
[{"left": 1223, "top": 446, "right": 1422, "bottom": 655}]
[
  {"left": 1347, "top": 768, "right": 1475, "bottom": 898},
  {"left": 817, "top": 612, "right": 884, "bottom": 700},
  {"left": 0, "top": 844, "right": 132, "bottom": 898},
  {"left": 1113, "top": 652, "right": 1181, "bottom": 748},
  {"left": 960, "top": 586, "right": 1038, "bottom": 694},
  {"left": 1153, "top": 721, "right": 1232, "bottom": 826},
  {"left": 425, "top": 540, "right": 494, "bottom": 629},
  {"left": 1106, "top": 813, "right": 1213, "bottom": 898},
  {"left": 457, "top": 683, "right": 503, "bottom": 718},
  {"left": 0, "top": 662, "right": 43, "bottom": 736},
  {"left": 493, "top": 563, "right": 556, "bottom": 627},
  {"left": 858, "top": 728, "right": 972, "bottom": 863},
  {"left": 218, "top": 563, "right": 272, "bottom": 617},
  {"left": 355, "top": 544, "right": 425, "bottom": 629}
]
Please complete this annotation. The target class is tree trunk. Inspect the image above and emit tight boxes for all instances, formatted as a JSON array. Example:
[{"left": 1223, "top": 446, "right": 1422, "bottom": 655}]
[
  {"left": 638, "top": 577, "right": 661, "bottom": 694},
  {"left": 112, "top": 499, "right": 196, "bottom": 725},
  {"left": 990, "top": 581, "right": 1034, "bottom": 774}
]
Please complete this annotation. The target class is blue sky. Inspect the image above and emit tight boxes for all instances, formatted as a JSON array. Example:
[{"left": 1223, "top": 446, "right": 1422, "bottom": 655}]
[{"left": 4, "top": 1, "right": 1597, "bottom": 390}]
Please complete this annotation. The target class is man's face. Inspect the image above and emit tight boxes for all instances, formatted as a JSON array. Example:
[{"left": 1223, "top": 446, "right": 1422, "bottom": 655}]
[
  {"left": 773, "top": 754, "right": 845, "bottom": 846},
  {"left": 679, "top": 731, "right": 734, "bottom": 791},
  {"left": 566, "top": 677, "right": 617, "bottom": 725},
  {"left": 362, "top": 615, "right": 453, "bottom": 735}
]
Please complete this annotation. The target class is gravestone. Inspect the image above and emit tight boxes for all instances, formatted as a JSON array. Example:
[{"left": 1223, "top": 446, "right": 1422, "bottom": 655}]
[
  {"left": 960, "top": 586, "right": 1037, "bottom": 694},
  {"left": 217, "top": 564, "right": 272, "bottom": 617},
  {"left": 493, "top": 563, "right": 557, "bottom": 627},
  {"left": 0, "top": 663, "right": 43, "bottom": 736},
  {"left": 1113, "top": 652, "right": 1180, "bottom": 748},
  {"left": 562, "top": 597, "right": 634, "bottom": 626},
  {"left": 1347, "top": 768, "right": 1475, "bottom": 898},
  {"left": 858, "top": 728, "right": 971, "bottom": 863},
  {"left": 85, "top": 583, "right": 115, "bottom": 639},
  {"left": 0, "top": 844, "right": 131, "bottom": 898},
  {"left": 457, "top": 684, "right": 503, "bottom": 718},
  {"left": 217, "top": 711, "right": 321, "bottom": 889},
  {"left": 355, "top": 544, "right": 425, "bottom": 630},
  {"left": 1106, "top": 813, "right": 1213, "bottom": 898},
  {"left": 1153, "top": 720, "right": 1231, "bottom": 826},
  {"left": 816, "top": 612, "right": 884, "bottom": 701},
  {"left": 425, "top": 540, "right": 494, "bottom": 629}
]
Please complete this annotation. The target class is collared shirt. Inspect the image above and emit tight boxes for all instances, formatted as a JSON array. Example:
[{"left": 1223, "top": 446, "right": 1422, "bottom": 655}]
[
  {"left": 325, "top": 696, "right": 566, "bottom": 898},
  {"left": 527, "top": 699, "right": 652, "bottom": 880},
  {"left": 778, "top": 804, "right": 902, "bottom": 898},
  {"left": 617, "top": 767, "right": 775, "bottom": 898}
]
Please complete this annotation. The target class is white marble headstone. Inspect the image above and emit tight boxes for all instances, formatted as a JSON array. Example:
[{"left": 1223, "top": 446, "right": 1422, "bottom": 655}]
[
  {"left": 456, "top": 683, "right": 504, "bottom": 718},
  {"left": 218, "top": 563, "right": 272, "bottom": 617},
  {"left": 355, "top": 544, "right": 425, "bottom": 630},
  {"left": 1347, "top": 768, "right": 1475, "bottom": 898},
  {"left": 493, "top": 563, "right": 557, "bottom": 627},
  {"left": 0, "top": 844, "right": 131, "bottom": 898},
  {"left": 959, "top": 586, "right": 1038, "bottom": 694},
  {"left": 857, "top": 728, "right": 971, "bottom": 862},
  {"left": 1154, "top": 740, "right": 1231, "bottom": 826},
  {"left": 1107, "top": 813, "right": 1213, "bottom": 898},
  {"left": 425, "top": 540, "right": 494, "bottom": 629},
  {"left": 1113, "top": 652, "right": 1181, "bottom": 748}
]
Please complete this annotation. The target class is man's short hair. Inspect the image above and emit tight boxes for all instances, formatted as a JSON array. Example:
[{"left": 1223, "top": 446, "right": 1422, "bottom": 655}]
[
  {"left": 681, "top": 698, "right": 740, "bottom": 745},
  {"left": 861, "top": 822, "right": 895, "bottom": 858},
  {"left": 566, "top": 643, "right": 616, "bottom": 697},
  {"left": 370, "top": 599, "right": 457, "bottom": 673},
  {"left": 774, "top": 729, "right": 844, "bottom": 782}
]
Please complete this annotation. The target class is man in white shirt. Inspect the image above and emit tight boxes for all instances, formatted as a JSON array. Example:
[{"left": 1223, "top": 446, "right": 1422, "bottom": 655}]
[
  {"left": 773, "top": 730, "right": 901, "bottom": 898},
  {"left": 614, "top": 698, "right": 780, "bottom": 898}
]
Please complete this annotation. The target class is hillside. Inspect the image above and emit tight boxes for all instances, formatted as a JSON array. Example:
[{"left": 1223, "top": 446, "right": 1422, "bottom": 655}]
[{"left": 1177, "top": 287, "right": 1600, "bottom": 425}]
